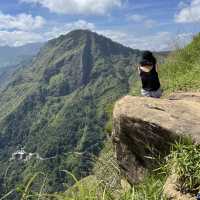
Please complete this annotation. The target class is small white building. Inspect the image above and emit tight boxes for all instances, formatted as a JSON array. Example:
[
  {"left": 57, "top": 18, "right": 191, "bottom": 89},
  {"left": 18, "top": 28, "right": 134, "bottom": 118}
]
[{"left": 10, "top": 149, "right": 28, "bottom": 161}]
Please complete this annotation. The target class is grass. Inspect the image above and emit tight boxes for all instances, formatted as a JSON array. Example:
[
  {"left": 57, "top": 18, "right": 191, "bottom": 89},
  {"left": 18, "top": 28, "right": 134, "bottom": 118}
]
[
  {"left": 159, "top": 35, "right": 200, "bottom": 94},
  {"left": 130, "top": 33, "right": 200, "bottom": 96},
  {"left": 58, "top": 141, "right": 200, "bottom": 200},
  {"left": 1, "top": 140, "right": 168, "bottom": 200},
  {"left": 164, "top": 140, "right": 200, "bottom": 194},
  {"left": 5, "top": 140, "right": 200, "bottom": 200},
  {"left": 3, "top": 34, "right": 200, "bottom": 200},
  {"left": 11, "top": 173, "right": 166, "bottom": 200},
  {"left": 58, "top": 173, "right": 167, "bottom": 200},
  {"left": 120, "top": 174, "right": 167, "bottom": 200}
]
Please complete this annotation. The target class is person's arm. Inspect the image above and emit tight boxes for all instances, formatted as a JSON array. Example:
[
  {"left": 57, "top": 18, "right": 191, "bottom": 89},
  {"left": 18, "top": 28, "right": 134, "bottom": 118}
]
[
  {"left": 155, "top": 64, "right": 158, "bottom": 72},
  {"left": 137, "top": 64, "right": 140, "bottom": 74}
]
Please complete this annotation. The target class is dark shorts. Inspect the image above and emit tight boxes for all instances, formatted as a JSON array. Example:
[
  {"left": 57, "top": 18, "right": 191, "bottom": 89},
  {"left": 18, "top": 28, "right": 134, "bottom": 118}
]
[{"left": 141, "top": 88, "right": 162, "bottom": 98}]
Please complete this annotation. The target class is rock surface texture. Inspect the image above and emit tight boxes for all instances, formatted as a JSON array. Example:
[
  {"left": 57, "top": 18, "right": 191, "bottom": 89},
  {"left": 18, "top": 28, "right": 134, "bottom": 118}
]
[
  {"left": 164, "top": 175, "right": 195, "bottom": 200},
  {"left": 112, "top": 94, "right": 200, "bottom": 185}
]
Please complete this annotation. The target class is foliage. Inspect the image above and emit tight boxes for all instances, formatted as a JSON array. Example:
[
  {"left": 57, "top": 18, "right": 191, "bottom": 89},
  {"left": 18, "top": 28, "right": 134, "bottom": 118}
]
[
  {"left": 164, "top": 140, "right": 200, "bottom": 194},
  {"left": 160, "top": 33, "right": 200, "bottom": 94},
  {"left": 130, "top": 34, "right": 200, "bottom": 95},
  {"left": 120, "top": 174, "right": 167, "bottom": 200},
  {"left": 104, "top": 104, "right": 115, "bottom": 135},
  {"left": 57, "top": 173, "right": 167, "bottom": 200},
  {"left": 93, "top": 140, "right": 121, "bottom": 192},
  {"left": 2, "top": 31, "right": 200, "bottom": 199},
  {"left": 1, "top": 143, "right": 167, "bottom": 200},
  {"left": 0, "top": 30, "right": 142, "bottom": 198}
]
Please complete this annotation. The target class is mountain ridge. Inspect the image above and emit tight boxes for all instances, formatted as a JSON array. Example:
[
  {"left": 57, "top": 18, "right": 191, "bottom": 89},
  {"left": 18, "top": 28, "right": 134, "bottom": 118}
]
[{"left": 0, "top": 29, "right": 145, "bottom": 198}]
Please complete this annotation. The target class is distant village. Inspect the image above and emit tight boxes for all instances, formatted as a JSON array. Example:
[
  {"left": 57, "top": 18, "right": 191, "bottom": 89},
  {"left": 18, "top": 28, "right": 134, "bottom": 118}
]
[
  {"left": 10, "top": 147, "right": 60, "bottom": 162},
  {"left": 10, "top": 148, "right": 44, "bottom": 162}
]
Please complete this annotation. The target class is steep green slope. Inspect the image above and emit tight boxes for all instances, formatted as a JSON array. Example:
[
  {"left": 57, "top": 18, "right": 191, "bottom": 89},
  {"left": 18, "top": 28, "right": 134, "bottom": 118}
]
[
  {"left": 0, "top": 57, "right": 35, "bottom": 91},
  {"left": 130, "top": 34, "right": 200, "bottom": 96},
  {"left": 0, "top": 30, "right": 142, "bottom": 197},
  {"left": 160, "top": 33, "right": 200, "bottom": 93},
  {"left": 0, "top": 43, "right": 43, "bottom": 68}
]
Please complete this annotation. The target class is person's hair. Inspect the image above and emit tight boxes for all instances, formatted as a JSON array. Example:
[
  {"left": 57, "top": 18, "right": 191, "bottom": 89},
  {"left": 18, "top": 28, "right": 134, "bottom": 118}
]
[{"left": 139, "top": 51, "right": 157, "bottom": 66}]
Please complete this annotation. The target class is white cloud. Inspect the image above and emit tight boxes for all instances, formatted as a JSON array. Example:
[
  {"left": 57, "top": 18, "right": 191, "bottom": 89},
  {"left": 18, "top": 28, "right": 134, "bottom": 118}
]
[
  {"left": 0, "top": 11, "right": 45, "bottom": 31},
  {"left": 0, "top": 14, "right": 193, "bottom": 51},
  {"left": 99, "top": 30, "right": 193, "bottom": 51},
  {"left": 127, "top": 14, "right": 156, "bottom": 28},
  {"left": 127, "top": 14, "right": 146, "bottom": 22},
  {"left": 175, "top": 0, "right": 200, "bottom": 23},
  {"left": 0, "top": 20, "right": 95, "bottom": 46},
  {"left": 0, "top": 30, "right": 43, "bottom": 46},
  {"left": 20, "top": 0, "right": 122, "bottom": 15},
  {"left": 174, "top": 32, "right": 193, "bottom": 47},
  {"left": 103, "top": 31, "right": 172, "bottom": 51},
  {"left": 45, "top": 20, "right": 95, "bottom": 39}
]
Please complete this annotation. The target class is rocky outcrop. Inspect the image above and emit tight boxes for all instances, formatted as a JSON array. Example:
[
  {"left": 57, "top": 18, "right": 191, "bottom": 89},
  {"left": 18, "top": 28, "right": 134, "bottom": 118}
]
[
  {"left": 112, "top": 94, "right": 200, "bottom": 185},
  {"left": 168, "top": 92, "right": 200, "bottom": 102}
]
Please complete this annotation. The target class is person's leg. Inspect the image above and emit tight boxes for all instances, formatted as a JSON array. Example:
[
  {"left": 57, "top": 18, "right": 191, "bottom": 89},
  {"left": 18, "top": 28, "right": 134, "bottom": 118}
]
[
  {"left": 151, "top": 88, "right": 162, "bottom": 98},
  {"left": 141, "top": 89, "right": 151, "bottom": 97}
]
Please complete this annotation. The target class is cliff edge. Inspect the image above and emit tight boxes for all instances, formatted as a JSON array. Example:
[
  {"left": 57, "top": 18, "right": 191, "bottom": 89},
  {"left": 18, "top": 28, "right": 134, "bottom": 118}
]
[{"left": 112, "top": 93, "right": 200, "bottom": 185}]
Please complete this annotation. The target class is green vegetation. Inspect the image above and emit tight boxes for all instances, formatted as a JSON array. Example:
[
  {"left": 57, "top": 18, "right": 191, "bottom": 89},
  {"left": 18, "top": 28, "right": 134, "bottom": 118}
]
[
  {"left": 120, "top": 34, "right": 200, "bottom": 199},
  {"left": 0, "top": 30, "right": 143, "bottom": 198},
  {"left": 0, "top": 43, "right": 42, "bottom": 68},
  {"left": 164, "top": 141, "right": 200, "bottom": 194},
  {"left": 104, "top": 103, "right": 115, "bottom": 135},
  {"left": 120, "top": 175, "right": 167, "bottom": 200},
  {"left": 1, "top": 31, "right": 200, "bottom": 199},
  {"left": 57, "top": 141, "right": 200, "bottom": 200},
  {"left": 6, "top": 140, "right": 200, "bottom": 200},
  {"left": 160, "top": 33, "right": 200, "bottom": 93},
  {"left": 1, "top": 141, "right": 167, "bottom": 200},
  {"left": 130, "top": 34, "right": 200, "bottom": 96},
  {"left": 57, "top": 173, "right": 167, "bottom": 200}
]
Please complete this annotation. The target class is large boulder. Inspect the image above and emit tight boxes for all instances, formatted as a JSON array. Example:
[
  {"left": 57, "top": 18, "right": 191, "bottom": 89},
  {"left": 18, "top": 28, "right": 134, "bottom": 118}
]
[
  {"left": 168, "top": 92, "right": 200, "bottom": 102},
  {"left": 112, "top": 94, "right": 200, "bottom": 185}
]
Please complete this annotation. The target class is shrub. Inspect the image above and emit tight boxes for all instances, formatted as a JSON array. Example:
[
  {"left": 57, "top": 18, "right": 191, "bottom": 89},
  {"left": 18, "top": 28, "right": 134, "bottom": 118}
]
[{"left": 164, "top": 141, "right": 200, "bottom": 194}]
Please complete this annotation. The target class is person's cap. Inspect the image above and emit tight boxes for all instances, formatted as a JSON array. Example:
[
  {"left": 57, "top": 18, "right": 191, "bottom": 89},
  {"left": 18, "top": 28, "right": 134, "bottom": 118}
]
[{"left": 139, "top": 51, "right": 155, "bottom": 66}]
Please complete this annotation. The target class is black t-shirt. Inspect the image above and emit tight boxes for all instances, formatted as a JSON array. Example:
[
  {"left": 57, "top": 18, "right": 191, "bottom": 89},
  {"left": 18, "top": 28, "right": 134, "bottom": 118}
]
[{"left": 139, "top": 66, "right": 160, "bottom": 91}]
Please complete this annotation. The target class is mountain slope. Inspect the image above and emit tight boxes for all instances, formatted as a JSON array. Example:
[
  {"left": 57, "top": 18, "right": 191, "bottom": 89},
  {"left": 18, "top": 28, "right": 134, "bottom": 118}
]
[
  {"left": 56, "top": 33, "right": 200, "bottom": 200},
  {"left": 131, "top": 33, "right": 200, "bottom": 96},
  {"left": 159, "top": 33, "right": 200, "bottom": 93},
  {"left": 0, "top": 57, "right": 35, "bottom": 91},
  {"left": 0, "top": 43, "right": 43, "bottom": 68},
  {"left": 0, "top": 30, "right": 142, "bottom": 197}
]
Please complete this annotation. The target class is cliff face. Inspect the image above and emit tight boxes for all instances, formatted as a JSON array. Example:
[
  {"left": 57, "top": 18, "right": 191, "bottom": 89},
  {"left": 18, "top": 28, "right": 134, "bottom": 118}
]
[{"left": 112, "top": 93, "right": 200, "bottom": 185}]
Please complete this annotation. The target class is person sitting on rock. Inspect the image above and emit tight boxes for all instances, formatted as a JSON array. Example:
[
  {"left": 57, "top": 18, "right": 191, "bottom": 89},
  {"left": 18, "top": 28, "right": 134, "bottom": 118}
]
[{"left": 138, "top": 51, "right": 162, "bottom": 98}]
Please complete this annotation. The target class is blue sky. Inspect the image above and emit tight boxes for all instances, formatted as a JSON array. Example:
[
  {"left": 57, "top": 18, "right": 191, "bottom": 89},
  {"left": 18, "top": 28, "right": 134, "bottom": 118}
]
[{"left": 0, "top": 0, "right": 199, "bottom": 50}]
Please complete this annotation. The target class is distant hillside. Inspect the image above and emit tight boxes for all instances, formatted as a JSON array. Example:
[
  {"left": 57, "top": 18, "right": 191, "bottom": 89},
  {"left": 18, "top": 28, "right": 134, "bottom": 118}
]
[
  {"left": 0, "top": 43, "right": 43, "bottom": 68},
  {"left": 0, "top": 30, "right": 143, "bottom": 198},
  {"left": 160, "top": 33, "right": 200, "bottom": 93},
  {"left": 0, "top": 57, "right": 35, "bottom": 91},
  {"left": 131, "top": 34, "right": 200, "bottom": 96}
]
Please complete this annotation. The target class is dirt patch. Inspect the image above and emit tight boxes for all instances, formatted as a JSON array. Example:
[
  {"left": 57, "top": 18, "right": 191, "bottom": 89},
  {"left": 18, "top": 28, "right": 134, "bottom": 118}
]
[{"left": 164, "top": 175, "right": 196, "bottom": 200}]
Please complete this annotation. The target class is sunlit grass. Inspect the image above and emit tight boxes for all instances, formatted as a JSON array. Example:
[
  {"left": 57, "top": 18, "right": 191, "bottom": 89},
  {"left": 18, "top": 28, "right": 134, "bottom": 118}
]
[{"left": 164, "top": 141, "right": 200, "bottom": 194}]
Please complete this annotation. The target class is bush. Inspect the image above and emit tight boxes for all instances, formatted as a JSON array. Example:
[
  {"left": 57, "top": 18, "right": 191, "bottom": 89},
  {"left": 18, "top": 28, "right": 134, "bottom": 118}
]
[
  {"left": 160, "top": 34, "right": 200, "bottom": 94},
  {"left": 121, "top": 174, "right": 167, "bottom": 200},
  {"left": 164, "top": 141, "right": 200, "bottom": 194}
]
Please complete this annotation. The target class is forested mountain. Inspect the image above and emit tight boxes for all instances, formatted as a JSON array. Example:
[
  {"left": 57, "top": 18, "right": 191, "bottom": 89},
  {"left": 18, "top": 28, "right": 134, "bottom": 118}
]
[
  {"left": 0, "top": 57, "right": 35, "bottom": 91},
  {"left": 0, "top": 43, "right": 43, "bottom": 68},
  {"left": 0, "top": 29, "right": 143, "bottom": 197},
  {"left": 0, "top": 43, "right": 43, "bottom": 90}
]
